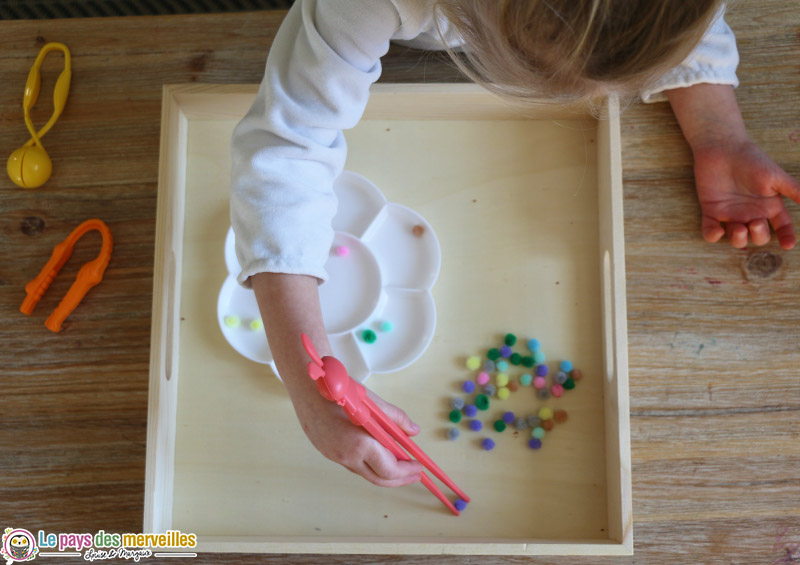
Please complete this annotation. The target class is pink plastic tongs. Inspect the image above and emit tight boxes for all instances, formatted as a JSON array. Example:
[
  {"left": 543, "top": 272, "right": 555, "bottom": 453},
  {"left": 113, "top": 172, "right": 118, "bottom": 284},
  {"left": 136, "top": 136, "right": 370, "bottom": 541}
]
[{"left": 301, "top": 333, "right": 469, "bottom": 515}]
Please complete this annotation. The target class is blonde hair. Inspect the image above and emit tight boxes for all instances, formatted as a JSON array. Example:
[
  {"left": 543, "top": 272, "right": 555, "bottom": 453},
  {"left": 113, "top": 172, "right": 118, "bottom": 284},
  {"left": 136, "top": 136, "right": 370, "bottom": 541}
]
[{"left": 435, "top": 0, "right": 725, "bottom": 105}]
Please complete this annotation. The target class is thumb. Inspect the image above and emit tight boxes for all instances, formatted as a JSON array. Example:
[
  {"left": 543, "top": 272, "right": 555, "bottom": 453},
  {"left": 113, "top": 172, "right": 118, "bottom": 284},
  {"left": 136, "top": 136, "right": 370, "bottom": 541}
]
[
  {"left": 775, "top": 169, "right": 800, "bottom": 206},
  {"left": 368, "top": 391, "right": 420, "bottom": 436}
]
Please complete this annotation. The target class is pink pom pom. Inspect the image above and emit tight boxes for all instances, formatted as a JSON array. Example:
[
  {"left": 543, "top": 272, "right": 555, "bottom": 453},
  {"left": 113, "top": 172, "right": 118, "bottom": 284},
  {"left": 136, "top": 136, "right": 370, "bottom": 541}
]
[
  {"left": 334, "top": 245, "right": 350, "bottom": 257},
  {"left": 476, "top": 371, "right": 490, "bottom": 385},
  {"left": 533, "top": 376, "right": 546, "bottom": 389}
]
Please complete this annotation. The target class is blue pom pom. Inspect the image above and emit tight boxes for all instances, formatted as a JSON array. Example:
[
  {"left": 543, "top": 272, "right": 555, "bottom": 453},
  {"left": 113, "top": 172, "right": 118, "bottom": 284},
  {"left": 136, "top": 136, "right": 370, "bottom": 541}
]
[
  {"left": 502, "top": 411, "right": 515, "bottom": 424},
  {"left": 481, "top": 438, "right": 496, "bottom": 451},
  {"left": 454, "top": 498, "right": 468, "bottom": 512},
  {"left": 469, "top": 419, "right": 483, "bottom": 431},
  {"left": 464, "top": 404, "right": 478, "bottom": 418},
  {"left": 528, "top": 438, "right": 542, "bottom": 450},
  {"left": 560, "top": 360, "right": 573, "bottom": 372},
  {"left": 499, "top": 345, "right": 512, "bottom": 358},
  {"left": 527, "top": 338, "right": 540, "bottom": 352},
  {"left": 462, "top": 381, "right": 476, "bottom": 393}
]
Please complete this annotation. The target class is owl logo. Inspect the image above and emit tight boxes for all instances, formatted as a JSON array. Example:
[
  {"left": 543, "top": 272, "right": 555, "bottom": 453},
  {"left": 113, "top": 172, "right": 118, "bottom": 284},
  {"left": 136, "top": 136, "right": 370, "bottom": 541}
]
[{"left": 1, "top": 528, "right": 37, "bottom": 563}]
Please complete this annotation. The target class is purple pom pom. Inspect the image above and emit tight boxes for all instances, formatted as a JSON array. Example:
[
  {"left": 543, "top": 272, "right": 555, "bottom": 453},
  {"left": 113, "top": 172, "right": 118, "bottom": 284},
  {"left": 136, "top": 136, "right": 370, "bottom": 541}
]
[
  {"left": 462, "top": 380, "right": 476, "bottom": 393},
  {"left": 481, "top": 438, "right": 496, "bottom": 451},
  {"left": 464, "top": 404, "right": 478, "bottom": 418},
  {"left": 528, "top": 438, "right": 542, "bottom": 450},
  {"left": 502, "top": 411, "right": 515, "bottom": 424},
  {"left": 454, "top": 499, "right": 468, "bottom": 512},
  {"left": 469, "top": 419, "right": 483, "bottom": 431},
  {"left": 499, "top": 345, "right": 513, "bottom": 358},
  {"left": 535, "top": 364, "right": 548, "bottom": 376}
]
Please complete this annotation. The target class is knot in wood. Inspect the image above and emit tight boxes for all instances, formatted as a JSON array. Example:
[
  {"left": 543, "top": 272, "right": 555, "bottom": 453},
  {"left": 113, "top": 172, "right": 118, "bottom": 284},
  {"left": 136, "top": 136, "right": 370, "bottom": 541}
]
[
  {"left": 20, "top": 216, "right": 45, "bottom": 236},
  {"left": 745, "top": 251, "right": 782, "bottom": 279}
]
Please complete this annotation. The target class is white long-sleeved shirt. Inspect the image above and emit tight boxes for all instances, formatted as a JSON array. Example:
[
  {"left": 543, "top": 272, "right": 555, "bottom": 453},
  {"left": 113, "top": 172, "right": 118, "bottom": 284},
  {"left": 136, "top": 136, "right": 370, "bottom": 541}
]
[{"left": 230, "top": 0, "right": 739, "bottom": 287}]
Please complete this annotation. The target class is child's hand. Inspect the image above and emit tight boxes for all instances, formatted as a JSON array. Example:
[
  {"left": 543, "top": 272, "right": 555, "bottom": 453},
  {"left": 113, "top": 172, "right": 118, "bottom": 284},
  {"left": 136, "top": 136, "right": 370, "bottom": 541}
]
[
  {"left": 250, "top": 272, "right": 424, "bottom": 488},
  {"left": 693, "top": 139, "right": 800, "bottom": 249},
  {"left": 666, "top": 83, "right": 800, "bottom": 250},
  {"left": 291, "top": 383, "right": 425, "bottom": 487}
]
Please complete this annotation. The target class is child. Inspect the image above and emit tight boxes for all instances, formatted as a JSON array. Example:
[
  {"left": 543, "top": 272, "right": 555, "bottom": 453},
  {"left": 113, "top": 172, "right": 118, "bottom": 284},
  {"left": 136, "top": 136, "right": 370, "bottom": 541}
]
[{"left": 230, "top": 0, "right": 800, "bottom": 488}]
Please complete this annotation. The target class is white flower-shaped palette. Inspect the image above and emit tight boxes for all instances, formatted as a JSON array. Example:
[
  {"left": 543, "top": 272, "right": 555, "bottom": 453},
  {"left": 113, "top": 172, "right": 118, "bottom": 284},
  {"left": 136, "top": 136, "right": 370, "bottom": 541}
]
[{"left": 217, "top": 171, "right": 441, "bottom": 382}]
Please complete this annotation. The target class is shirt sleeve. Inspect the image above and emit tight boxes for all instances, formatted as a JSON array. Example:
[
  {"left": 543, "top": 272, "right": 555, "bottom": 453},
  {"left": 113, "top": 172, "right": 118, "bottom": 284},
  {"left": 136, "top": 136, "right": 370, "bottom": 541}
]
[
  {"left": 640, "top": 6, "right": 739, "bottom": 103},
  {"left": 230, "top": 0, "right": 400, "bottom": 287}
]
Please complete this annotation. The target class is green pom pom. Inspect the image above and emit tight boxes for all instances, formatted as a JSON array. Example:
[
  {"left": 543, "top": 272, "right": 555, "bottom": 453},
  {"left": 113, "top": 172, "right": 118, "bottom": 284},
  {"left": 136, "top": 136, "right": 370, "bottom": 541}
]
[
  {"left": 487, "top": 348, "right": 500, "bottom": 360},
  {"left": 475, "top": 394, "right": 490, "bottom": 411},
  {"left": 510, "top": 353, "right": 522, "bottom": 365},
  {"left": 448, "top": 409, "right": 462, "bottom": 423},
  {"left": 504, "top": 333, "right": 517, "bottom": 346},
  {"left": 563, "top": 377, "right": 576, "bottom": 390},
  {"left": 493, "top": 420, "right": 507, "bottom": 432},
  {"left": 521, "top": 355, "right": 534, "bottom": 367},
  {"left": 362, "top": 329, "right": 377, "bottom": 343}
]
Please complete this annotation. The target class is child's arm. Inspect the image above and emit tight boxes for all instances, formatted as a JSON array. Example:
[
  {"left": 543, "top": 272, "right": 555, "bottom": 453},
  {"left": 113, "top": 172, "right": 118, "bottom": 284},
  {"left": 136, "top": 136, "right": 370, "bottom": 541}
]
[
  {"left": 666, "top": 83, "right": 800, "bottom": 249},
  {"left": 250, "top": 272, "right": 424, "bottom": 487}
]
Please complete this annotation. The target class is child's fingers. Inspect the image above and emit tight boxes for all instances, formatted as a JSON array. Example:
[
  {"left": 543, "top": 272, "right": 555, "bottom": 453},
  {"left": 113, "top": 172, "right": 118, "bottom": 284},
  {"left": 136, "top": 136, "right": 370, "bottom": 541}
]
[
  {"left": 362, "top": 447, "right": 423, "bottom": 488},
  {"left": 726, "top": 222, "right": 749, "bottom": 248},
  {"left": 701, "top": 215, "right": 725, "bottom": 244},
  {"left": 769, "top": 208, "right": 797, "bottom": 250},
  {"left": 747, "top": 219, "right": 771, "bottom": 247}
]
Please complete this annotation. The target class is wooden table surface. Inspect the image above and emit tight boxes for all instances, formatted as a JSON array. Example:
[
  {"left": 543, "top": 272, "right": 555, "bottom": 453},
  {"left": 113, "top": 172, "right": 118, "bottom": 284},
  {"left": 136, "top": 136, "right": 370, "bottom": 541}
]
[{"left": 1, "top": 3, "right": 798, "bottom": 563}]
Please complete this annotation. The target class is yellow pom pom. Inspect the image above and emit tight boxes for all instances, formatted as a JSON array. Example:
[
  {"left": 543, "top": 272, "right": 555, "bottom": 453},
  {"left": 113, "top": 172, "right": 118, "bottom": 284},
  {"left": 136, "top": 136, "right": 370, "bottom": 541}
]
[
  {"left": 538, "top": 406, "right": 554, "bottom": 420},
  {"left": 495, "top": 373, "right": 509, "bottom": 387},
  {"left": 466, "top": 356, "right": 481, "bottom": 371},
  {"left": 224, "top": 315, "right": 241, "bottom": 328},
  {"left": 497, "top": 387, "right": 510, "bottom": 400},
  {"left": 249, "top": 318, "right": 263, "bottom": 331}
]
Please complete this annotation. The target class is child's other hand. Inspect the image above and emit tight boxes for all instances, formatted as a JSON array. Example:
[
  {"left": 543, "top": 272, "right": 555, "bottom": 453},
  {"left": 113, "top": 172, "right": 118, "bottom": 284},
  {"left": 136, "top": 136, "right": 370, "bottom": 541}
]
[
  {"left": 693, "top": 140, "right": 800, "bottom": 250},
  {"left": 291, "top": 385, "right": 425, "bottom": 487},
  {"left": 667, "top": 84, "right": 800, "bottom": 250}
]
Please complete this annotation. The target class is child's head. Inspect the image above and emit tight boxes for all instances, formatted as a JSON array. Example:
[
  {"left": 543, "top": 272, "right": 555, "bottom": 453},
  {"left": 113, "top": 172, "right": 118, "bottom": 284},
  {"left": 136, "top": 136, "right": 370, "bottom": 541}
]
[{"left": 435, "top": 0, "right": 724, "bottom": 104}]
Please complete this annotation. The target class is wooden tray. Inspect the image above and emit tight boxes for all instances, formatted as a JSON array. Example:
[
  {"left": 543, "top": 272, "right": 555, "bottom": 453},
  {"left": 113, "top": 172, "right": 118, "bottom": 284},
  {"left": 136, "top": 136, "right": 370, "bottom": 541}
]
[{"left": 145, "top": 83, "right": 631, "bottom": 556}]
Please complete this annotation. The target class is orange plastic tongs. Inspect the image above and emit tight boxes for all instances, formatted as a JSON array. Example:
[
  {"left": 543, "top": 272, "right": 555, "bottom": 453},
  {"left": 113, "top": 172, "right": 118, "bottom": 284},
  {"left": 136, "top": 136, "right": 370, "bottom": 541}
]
[
  {"left": 301, "top": 333, "right": 469, "bottom": 515},
  {"left": 20, "top": 219, "right": 113, "bottom": 332}
]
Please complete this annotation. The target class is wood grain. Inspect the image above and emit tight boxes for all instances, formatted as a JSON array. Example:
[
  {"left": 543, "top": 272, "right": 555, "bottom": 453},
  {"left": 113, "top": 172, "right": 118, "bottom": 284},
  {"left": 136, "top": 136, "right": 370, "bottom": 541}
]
[{"left": 1, "top": 3, "right": 799, "bottom": 563}]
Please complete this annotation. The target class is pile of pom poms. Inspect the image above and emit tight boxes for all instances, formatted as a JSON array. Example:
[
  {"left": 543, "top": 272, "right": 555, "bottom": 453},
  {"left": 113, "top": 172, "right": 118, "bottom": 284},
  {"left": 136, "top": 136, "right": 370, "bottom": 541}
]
[{"left": 445, "top": 333, "right": 584, "bottom": 453}]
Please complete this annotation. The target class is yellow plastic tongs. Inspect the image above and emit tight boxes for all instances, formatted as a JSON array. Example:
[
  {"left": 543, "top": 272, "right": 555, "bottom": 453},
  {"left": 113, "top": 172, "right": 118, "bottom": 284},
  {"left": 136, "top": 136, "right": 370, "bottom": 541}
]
[{"left": 7, "top": 42, "right": 71, "bottom": 188}]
